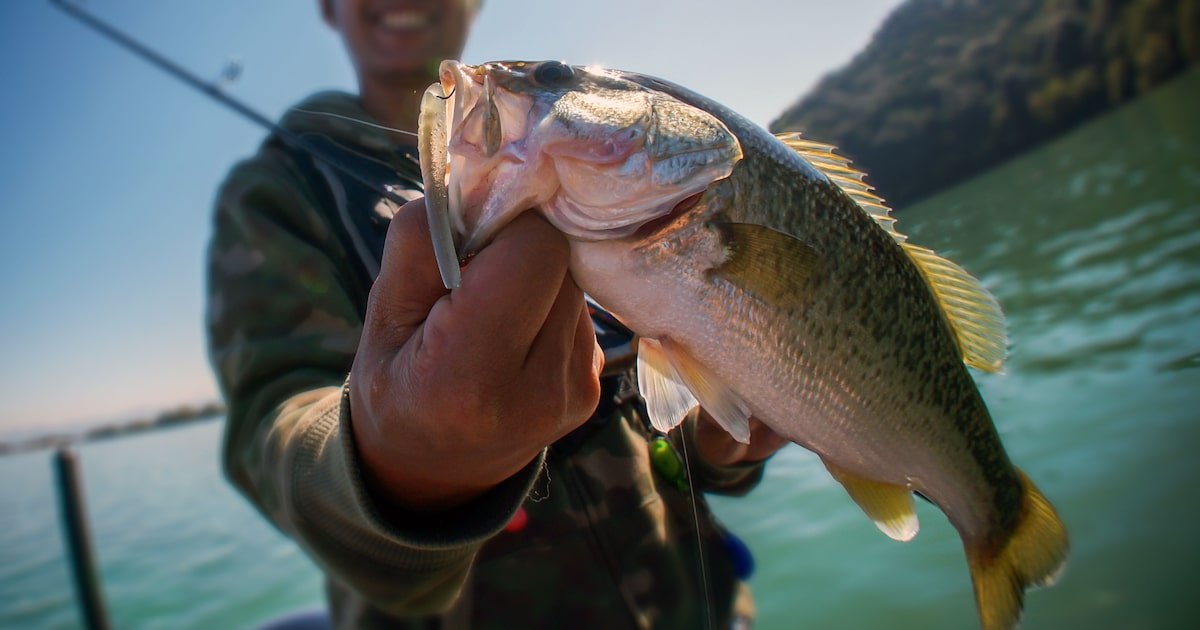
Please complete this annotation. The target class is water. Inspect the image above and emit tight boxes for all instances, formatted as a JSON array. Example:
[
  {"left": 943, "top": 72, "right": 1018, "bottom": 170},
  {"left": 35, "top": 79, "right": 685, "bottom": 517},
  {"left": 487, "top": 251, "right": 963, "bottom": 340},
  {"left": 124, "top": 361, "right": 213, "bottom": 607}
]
[
  {"left": 2, "top": 70, "right": 1197, "bottom": 629},
  {"left": 0, "top": 423, "right": 323, "bottom": 629}
]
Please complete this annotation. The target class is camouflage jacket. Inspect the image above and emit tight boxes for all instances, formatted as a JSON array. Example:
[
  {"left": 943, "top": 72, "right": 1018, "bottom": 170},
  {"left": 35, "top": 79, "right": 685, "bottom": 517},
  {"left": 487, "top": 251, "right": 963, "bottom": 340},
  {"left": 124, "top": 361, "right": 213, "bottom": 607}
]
[{"left": 207, "top": 91, "right": 765, "bottom": 629}]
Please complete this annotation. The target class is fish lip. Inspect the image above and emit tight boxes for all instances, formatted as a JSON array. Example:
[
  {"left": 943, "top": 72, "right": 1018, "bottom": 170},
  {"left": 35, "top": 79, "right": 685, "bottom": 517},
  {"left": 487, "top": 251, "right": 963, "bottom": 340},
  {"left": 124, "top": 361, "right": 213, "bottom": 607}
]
[
  {"left": 437, "top": 60, "right": 475, "bottom": 245},
  {"left": 439, "top": 60, "right": 483, "bottom": 96}
]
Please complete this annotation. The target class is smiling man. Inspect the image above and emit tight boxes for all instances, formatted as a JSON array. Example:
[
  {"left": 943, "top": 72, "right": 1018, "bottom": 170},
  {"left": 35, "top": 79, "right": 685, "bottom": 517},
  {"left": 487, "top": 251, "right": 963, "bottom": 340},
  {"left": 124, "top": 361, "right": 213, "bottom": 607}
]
[{"left": 207, "top": 1, "right": 783, "bottom": 627}]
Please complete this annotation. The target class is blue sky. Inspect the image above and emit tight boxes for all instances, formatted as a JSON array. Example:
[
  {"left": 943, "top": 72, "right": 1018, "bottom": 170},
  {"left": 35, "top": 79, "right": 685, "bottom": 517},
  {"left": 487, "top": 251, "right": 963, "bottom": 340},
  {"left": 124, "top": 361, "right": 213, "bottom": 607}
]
[{"left": 0, "top": 0, "right": 901, "bottom": 435}]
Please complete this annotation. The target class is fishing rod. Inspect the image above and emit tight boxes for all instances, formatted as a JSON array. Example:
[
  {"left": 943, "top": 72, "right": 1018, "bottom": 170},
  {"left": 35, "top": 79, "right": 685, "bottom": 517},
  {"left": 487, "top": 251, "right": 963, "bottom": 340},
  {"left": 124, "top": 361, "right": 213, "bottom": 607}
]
[{"left": 47, "top": 0, "right": 417, "bottom": 210}]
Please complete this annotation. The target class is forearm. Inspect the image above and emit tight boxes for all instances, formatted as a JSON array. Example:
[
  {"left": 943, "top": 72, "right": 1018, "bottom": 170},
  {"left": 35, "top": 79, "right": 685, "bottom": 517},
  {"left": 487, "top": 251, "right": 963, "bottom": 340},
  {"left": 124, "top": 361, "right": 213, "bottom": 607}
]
[
  {"left": 228, "top": 383, "right": 539, "bottom": 615},
  {"left": 224, "top": 378, "right": 546, "bottom": 616}
]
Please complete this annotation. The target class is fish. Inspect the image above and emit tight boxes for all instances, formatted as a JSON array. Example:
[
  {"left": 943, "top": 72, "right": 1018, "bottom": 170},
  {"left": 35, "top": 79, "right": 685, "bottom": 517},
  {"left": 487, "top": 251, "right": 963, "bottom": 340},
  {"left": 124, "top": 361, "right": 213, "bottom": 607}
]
[{"left": 418, "top": 59, "right": 1069, "bottom": 630}]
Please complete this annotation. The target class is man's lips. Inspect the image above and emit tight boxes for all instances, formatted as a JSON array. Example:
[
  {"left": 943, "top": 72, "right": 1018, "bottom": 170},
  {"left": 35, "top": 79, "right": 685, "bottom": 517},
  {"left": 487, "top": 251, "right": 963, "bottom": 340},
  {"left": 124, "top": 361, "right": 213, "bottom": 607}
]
[{"left": 378, "top": 9, "right": 430, "bottom": 30}]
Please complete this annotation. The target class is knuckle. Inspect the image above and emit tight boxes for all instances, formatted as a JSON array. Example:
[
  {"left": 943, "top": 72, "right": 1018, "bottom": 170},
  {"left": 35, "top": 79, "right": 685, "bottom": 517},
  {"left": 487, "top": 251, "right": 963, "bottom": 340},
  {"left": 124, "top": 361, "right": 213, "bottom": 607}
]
[
  {"left": 565, "top": 365, "right": 602, "bottom": 425},
  {"left": 413, "top": 316, "right": 454, "bottom": 369},
  {"left": 577, "top": 368, "right": 602, "bottom": 410},
  {"left": 380, "top": 201, "right": 425, "bottom": 260}
]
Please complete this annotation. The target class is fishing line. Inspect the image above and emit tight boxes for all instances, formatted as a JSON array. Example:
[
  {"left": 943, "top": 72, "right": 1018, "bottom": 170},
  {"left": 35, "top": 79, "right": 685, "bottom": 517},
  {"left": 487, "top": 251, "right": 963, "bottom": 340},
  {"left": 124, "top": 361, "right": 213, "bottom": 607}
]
[
  {"left": 678, "top": 423, "right": 715, "bottom": 630},
  {"left": 289, "top": 108, "right": 420, "bottom": 138},
  {"left": 529, "top": 453, "right": 552, "bottom": 502}
]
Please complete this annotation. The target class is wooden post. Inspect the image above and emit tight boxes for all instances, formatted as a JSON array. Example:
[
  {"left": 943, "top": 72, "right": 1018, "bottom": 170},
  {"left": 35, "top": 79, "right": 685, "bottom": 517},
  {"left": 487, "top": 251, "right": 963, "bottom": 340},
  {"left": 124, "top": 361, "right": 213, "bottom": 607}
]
[{"left": 54, "top": 447, "right": 111, "bottom": 630}]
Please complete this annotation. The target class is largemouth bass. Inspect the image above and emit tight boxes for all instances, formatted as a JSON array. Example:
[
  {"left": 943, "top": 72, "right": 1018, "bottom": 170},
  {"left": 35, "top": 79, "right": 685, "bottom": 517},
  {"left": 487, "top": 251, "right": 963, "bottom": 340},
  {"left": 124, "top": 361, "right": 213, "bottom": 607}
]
[{"left": 419, "top": 59, "right": 1068, "bottom": 630}]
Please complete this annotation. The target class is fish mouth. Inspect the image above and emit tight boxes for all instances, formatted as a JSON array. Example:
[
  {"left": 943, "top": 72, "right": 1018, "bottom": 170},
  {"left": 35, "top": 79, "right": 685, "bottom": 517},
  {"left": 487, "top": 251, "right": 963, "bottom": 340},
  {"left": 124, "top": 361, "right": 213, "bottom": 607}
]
[
  {"left": 439, "top": 59, "right": 483, "bottom": 92},
  {"left": 421, "top": 59, "right": 745, "bottom": 287},
  {"left": 435, "top": 60, "right": 552, "bottom": 256},
  {"left": 417, "top": 60, "right": 508, "bottom": 289}
]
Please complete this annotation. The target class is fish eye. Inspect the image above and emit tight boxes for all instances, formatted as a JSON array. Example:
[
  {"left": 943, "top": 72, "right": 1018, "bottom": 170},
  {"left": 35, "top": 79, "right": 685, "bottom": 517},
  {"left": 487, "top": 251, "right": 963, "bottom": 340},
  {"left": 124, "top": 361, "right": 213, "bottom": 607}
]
[{"left": 532, "top": 61, "right": 575, "bottom": 86}]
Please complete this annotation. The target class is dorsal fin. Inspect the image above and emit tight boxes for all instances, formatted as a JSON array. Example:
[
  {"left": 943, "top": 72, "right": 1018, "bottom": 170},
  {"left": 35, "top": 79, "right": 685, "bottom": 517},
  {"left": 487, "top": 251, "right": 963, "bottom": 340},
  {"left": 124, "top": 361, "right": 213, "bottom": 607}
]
[
  {"left": 775, "top": 132, "right": 904, "bottom": 242},
  {"left": 775, "top": 131, "right": 1008, "bottom": 372},
  {"left": 901, "top": 245, "right": 1008, "bottom": 372}
]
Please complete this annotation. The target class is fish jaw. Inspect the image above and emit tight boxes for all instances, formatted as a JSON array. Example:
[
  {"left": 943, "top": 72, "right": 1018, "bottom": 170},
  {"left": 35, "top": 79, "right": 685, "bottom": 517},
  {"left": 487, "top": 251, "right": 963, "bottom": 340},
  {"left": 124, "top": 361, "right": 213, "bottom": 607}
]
[{"left": 435, "top": 60, "right": 742, "bottom": 253}]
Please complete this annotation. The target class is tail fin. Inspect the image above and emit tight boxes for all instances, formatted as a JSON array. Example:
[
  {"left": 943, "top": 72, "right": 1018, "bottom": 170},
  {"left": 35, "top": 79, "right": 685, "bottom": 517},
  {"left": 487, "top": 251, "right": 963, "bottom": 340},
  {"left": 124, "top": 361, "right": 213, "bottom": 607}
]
[{"left": 966, "top": 470, "right": 1069, "bottom": 630}]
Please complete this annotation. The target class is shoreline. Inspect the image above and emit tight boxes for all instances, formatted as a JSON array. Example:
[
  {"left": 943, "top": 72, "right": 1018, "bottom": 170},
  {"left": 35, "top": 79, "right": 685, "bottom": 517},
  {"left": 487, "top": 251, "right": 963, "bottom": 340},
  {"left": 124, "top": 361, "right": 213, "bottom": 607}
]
[{"left": 0, "top": 402, "right": 225, "bottom": 456}]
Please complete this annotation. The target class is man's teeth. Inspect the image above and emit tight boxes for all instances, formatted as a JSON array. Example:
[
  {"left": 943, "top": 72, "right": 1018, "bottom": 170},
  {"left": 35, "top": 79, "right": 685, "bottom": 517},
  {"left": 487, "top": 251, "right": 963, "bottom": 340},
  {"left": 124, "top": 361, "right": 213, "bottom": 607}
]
[{"left": 381, "top": 11, "right": 429, "bottom": 29}]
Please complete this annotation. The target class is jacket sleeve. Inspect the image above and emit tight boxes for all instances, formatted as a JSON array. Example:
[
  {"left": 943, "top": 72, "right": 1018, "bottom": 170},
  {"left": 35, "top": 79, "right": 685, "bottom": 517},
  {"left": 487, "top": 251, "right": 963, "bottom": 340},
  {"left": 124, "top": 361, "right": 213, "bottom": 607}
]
[{"left": 206, "top": 147, "right": 541, "bottom": 615}]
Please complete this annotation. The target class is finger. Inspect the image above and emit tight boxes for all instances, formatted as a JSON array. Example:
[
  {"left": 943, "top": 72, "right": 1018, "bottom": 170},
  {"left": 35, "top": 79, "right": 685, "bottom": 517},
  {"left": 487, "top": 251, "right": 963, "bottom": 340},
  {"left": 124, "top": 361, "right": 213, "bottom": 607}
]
[
  {"left": 569, "top": 302, "right": 605, "bottom": 423},
  {"left": 367, "top": 198, "right": 450, "bottom": 345},
  {"left": 693, "top": 409, "right": 745, "bottom": 466},
  {"left": 519, "top": 275, "right": 584, "bottom": 429},
  {"left": 744, "top": 419, "right": 789, "bottom": 462},
  {"left": 523, "top": 282, "right": 601, "bottom": 436},
  {"left": 578, "top": 302, "right": 605, "bottom": 384},
  {"left": 524, "top": 271, "right": 586, "bottom": 370},
  {"left": 450, "top": 213, "right": 571, "bottom": 360}
]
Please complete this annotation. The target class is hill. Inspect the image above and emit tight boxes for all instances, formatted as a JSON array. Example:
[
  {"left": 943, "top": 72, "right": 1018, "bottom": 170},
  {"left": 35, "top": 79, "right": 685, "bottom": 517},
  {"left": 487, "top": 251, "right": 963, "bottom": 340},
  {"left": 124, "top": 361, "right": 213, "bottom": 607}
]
[{"left": 772, "top": 0, "right": 1200, "bottom": 208}]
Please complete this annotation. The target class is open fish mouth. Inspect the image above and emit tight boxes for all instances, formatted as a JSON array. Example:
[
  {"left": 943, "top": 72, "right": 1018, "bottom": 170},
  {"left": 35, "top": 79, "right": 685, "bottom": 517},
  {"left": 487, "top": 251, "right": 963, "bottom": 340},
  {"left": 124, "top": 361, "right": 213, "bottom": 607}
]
[
  {"left": 419, "top": 60, "right": 551, "bottom": 288},
  {"left": 419, "top": 59, "right": 744, "bottom": 289},
  {"left": 436, "top": 61, "right": 550, "bottom": 255},
  {"left": 417, "top": 60, "right": 516, "bottom": 288}
]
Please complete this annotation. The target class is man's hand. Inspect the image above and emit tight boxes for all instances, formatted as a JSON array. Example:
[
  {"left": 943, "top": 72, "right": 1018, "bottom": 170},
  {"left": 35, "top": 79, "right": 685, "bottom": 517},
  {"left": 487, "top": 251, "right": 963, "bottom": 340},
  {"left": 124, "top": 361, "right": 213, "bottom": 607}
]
[{"left": 349, "top": 199, "right": 603, "bottom": 513}]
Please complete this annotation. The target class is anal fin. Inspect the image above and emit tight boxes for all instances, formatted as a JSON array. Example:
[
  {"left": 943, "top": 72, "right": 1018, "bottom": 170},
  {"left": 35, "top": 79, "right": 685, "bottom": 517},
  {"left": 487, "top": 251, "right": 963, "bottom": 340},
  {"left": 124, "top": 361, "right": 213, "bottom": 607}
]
[{"left": 824, "top": 459, "right": 919, "bottom": 542}]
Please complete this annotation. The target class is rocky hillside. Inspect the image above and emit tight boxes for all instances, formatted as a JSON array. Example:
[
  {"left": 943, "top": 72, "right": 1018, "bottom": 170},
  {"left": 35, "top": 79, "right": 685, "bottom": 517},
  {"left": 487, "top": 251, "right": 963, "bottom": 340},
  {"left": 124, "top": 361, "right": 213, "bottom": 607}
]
[{"left": 772, "top": 0, "right": 1200, "bottom": 208}]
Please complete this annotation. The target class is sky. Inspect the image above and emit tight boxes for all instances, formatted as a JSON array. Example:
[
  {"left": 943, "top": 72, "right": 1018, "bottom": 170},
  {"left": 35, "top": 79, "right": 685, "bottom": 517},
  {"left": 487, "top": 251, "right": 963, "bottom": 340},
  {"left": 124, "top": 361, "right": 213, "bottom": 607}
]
[{"left": 0, "top": 0, "right": 903, "bottom": 435}]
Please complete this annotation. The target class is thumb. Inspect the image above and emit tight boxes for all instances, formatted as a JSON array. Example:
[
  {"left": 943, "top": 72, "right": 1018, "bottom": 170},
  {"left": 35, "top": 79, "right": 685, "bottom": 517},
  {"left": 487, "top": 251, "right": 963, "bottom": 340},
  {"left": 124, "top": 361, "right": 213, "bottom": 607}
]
[{"left": 366, "top": 198, "right": 451, "bottom": 346}]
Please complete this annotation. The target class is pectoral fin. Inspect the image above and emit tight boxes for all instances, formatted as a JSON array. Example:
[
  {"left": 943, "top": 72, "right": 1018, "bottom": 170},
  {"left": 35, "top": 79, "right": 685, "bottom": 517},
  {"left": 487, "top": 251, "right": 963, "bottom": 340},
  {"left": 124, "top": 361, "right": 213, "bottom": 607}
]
[
  {"left": 824, "top": 459, "right": 919, "bottom": 542},
  {"left": 714, "top": 222, "right": 823, "bottom": 311}
]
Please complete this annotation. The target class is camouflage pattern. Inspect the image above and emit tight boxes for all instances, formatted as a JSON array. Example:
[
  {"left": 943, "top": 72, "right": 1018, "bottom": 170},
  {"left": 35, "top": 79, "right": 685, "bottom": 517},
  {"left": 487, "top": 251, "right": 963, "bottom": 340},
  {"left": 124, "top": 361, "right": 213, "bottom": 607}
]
[{"left": 208, "top": 91, "right": 763, "bottom": 629}]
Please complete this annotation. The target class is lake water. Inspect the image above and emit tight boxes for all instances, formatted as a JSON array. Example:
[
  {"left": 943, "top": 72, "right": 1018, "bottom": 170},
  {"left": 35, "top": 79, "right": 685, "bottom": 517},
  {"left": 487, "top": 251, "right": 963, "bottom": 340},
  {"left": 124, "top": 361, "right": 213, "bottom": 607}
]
[{"left": 2, "top": 69, "right": 1197, "bottom": 629}]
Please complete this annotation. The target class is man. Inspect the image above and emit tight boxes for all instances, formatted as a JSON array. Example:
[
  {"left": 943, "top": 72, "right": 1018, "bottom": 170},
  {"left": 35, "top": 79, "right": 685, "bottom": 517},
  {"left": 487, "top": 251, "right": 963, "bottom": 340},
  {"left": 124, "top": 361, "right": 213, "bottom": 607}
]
[{"left": 208, "top": 1, "right": 785, "bottom": 627}]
